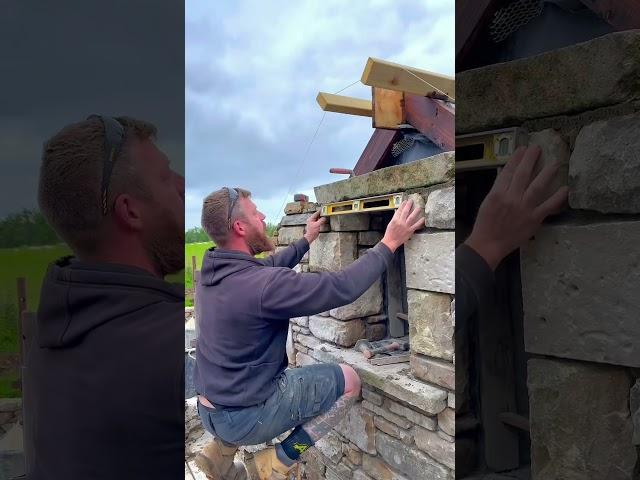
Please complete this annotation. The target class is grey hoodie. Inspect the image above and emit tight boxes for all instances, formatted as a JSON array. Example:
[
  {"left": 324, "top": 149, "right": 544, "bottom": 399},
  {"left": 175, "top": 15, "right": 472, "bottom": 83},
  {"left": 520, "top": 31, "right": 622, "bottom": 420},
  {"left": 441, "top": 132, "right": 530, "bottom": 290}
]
[
  {"left": 26, "top": 257, "right": 184, "bottom": 480},
  {"left": 194, "top": 237, "right": 394, "bottom": 408}
]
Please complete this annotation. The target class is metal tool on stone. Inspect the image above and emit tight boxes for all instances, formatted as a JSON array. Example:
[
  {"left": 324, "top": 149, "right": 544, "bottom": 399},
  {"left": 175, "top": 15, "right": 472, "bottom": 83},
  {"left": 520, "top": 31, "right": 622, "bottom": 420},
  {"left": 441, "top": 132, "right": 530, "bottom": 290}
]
[
  {"left": 320, "top": 193, "right": 404, "bottom": 217},
  {"left": 355, "top": 339, "right": 409, "bottom": 359}
]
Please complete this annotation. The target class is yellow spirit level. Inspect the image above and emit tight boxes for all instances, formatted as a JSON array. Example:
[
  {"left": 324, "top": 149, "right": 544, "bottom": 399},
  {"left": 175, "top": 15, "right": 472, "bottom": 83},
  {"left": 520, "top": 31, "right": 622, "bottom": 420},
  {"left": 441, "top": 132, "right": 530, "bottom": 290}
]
[
  {"left": 321, "top": 193, "right": 403, "bottom": 217},
  {"left": 456, "top": 127, "right": 528, "bottom": 171}
]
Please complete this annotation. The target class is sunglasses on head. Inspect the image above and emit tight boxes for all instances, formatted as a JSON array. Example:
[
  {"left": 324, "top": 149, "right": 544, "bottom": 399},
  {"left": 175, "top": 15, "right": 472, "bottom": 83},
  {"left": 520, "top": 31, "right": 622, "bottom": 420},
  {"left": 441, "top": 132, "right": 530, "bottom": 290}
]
[
  {"left": 87, "top": 114, "right": 125, "bottom": 216},
  {"left": 225, "top": 187, "right": 239, "bottom": 230}
]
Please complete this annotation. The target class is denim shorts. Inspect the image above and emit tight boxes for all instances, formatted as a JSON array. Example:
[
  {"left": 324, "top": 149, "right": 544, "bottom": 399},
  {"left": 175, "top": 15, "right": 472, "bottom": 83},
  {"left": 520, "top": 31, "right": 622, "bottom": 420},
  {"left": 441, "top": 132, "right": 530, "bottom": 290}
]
[{"left": 197, "top": 364, "right": 345, "bottom": 446}]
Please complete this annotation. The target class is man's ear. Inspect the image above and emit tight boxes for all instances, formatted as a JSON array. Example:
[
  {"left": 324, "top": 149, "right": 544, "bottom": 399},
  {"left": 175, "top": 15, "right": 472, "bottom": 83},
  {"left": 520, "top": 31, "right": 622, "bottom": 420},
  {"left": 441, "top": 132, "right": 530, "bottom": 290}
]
[
  {"left": 112, "top": 194, "right": 143, "bottom": 231},
  {"left": 231, "top": 218, "right": 247, "bottom": 237}
]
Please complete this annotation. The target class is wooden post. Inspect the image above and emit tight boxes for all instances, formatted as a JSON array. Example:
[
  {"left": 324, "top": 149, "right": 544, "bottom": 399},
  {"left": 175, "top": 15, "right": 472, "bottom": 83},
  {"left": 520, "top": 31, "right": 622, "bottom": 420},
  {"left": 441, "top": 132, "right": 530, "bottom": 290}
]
[
  {"left": 191, "top": 255, "right": 197, "bottom": 286},
  {"left": 16, "top": 277, "right": 27, "bottom": 391}
]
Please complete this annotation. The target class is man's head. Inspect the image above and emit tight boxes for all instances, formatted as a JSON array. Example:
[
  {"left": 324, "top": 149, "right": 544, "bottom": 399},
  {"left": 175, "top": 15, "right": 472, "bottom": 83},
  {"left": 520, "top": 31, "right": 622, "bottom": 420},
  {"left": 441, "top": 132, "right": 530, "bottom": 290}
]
[
  {"left": 38, "top": 115, "right": 185, "bottom": 276},
  {"left": 201, "top": 188, "right": 274, "bottom": 255}
]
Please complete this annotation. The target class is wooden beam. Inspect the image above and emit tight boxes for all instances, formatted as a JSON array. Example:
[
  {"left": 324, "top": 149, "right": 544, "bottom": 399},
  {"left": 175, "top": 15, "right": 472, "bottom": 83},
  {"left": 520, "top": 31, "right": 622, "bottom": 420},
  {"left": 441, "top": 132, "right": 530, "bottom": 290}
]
[
  {"left": 361, "top": 57, "right": 455, "bottom": 101},
  {"left": 405, "top": 94, "right": 455, "bottom": 151},
  {"left": 316, "top": 92, "right": 372, "bottom": 117},
  {"left": 372, "top": 87, "right": 405, "bottom": 130},
  {"left": 352, "top": 129, "right": 401, "bottom": 176},
  {"left": 578, "top": 0, "right": 640, "bottom": 30}
]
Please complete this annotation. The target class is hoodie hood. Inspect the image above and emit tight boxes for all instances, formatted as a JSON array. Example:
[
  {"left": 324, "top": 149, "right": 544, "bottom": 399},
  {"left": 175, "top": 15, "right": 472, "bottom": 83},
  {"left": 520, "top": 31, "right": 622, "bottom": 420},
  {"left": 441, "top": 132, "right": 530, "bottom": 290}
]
[
  {"left": 200, "top": 247, "right": 263, "bottom": 287},
  {"left": 36, "top": 256, "right": 183, "bottom": 348}
]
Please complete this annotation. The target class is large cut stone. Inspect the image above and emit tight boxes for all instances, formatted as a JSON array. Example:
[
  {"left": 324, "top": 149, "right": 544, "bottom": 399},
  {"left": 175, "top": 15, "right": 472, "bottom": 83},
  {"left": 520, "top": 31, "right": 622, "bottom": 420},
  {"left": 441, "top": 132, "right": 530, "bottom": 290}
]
[
  {"left": 410, "top": 354, "right": 454, "bottom": 390},
  {"left": 413, "top": 426, "right": 455, "bottom": 470},
  {"left": 362, "top": 455, "right": 408, "bottom": 480},
  {"left": 330, "top": 279, "right": 383, "bottom": 320},
  {"left": 314, "top": 431, "right": 343, "bottom": 463},
  {"left": 309, "top": 232, "right": 357, "bottom": 273},
  {"left": 330, "top": 213, "right": 370, "bottom": 232},
  {"left": 314, "top": 153, "right": 454, "bottom": 203},
  {"left": 277, "top": 226, "right": 304, "bottom": 245},
  {"left": 457, "top": 31, "right": 640, "bottom": 133},
  {"left": 375, "top": 431, "right": 450, "bottom": 480},
  {"left": 520, "top": 221, "right": 640, "bottom": 367},
  {"left": 425, "top": 186, "right": 455, "bottom": 230},
  {"left": 308, "top": 315, "right": 365, "bottom": 347},
  {"left": 569, "top": 112, "right": 640, "bottom": 213},
  {"left": 528, "top": 129, "right": 570, "bottom": 200},
  {"left": 358, "top": 231, "right": 382, "bottom": 246},
  {"left": 279, "top": 212, "right": 314, "bottom": 226},
  {"left": 631, "top": 379, "right": 640, "bottom": 445},
  {"left": 407, "top": 290, "right": 453, "bottom": 361},
  {"left": 334, "top": 403, "right": 376, "bottom": 455},
  {"left": 528, "top": 358, "right": 636, "bottom": 480},
  {"left": 404, "top": 232, "right": 454, "bottom": 293}
]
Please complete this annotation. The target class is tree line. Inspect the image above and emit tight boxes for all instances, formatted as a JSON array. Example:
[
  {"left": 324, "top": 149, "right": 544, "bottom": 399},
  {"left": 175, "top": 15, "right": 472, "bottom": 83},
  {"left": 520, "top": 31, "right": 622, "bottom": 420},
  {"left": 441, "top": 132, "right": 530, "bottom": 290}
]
[
  {"left": 0, "top": 209, "right": 60, "bottom": 248},
  {"left": 185, "top": 223, "right": 279, "bottom": 244}
]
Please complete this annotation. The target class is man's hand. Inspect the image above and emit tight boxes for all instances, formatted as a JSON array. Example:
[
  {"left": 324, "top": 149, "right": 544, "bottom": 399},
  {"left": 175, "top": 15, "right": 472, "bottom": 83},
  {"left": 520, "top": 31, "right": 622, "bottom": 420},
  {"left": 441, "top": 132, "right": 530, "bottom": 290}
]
[
  {"left": 465, "top": 145, "right": 568, "bottom": 270},
  {"left": 304, "top": 211, "right": 326, "bottom": 244},
  {"left": 381, "top": 199, "right": 425, "bottom": 253}
]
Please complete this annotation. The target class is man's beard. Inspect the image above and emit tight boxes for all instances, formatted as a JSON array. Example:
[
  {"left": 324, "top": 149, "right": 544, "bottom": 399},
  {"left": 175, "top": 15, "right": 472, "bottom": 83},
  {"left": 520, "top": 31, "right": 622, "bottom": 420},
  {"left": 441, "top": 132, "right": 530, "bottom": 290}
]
[
  {"left": 246, "top": 223, "right": 274, "bottom": 256},
  {"left": 145, "top": 208, "right": 185, "bottom": 277}
]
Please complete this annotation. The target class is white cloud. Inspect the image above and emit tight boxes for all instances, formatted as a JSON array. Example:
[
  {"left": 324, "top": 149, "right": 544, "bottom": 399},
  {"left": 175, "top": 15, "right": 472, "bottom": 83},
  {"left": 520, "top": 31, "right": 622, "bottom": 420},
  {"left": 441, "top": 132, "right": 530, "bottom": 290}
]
[{"left": 186, "top": 0, "right": 454, "bottom": 226}]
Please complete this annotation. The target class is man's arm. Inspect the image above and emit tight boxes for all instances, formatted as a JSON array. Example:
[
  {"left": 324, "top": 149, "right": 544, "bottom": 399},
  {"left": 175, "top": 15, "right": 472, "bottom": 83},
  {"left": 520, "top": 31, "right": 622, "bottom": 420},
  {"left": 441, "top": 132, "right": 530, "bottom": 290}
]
[
  {"left": 260, "top": 200, "right": 424, "bottom": 319},
  {"left": 260, "top": 242, "right": 394, "bottom": 319},
  {"left": 258, "top": 238, "right": 309, "bottom": 268},
  {"left": 258, "top": 211, "right": 326, "bottom": 268}
]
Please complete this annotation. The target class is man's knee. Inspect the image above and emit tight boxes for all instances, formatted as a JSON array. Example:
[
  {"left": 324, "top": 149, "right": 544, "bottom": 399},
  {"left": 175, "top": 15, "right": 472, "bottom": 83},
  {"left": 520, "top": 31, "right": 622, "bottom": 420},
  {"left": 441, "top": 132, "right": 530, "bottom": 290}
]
[{"left": 339, "top": 364, "right": 361, "bottom": 397}]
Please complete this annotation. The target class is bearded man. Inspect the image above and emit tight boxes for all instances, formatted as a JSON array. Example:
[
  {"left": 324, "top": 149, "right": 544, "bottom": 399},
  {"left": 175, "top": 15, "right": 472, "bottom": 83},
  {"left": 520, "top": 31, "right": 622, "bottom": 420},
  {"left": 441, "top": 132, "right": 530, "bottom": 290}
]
[
  {"left": 27, "top": 115, "right": 185, "bottom": 479},
  {"left": 194, "top": 187, "right": 424, "bottom": 480}
]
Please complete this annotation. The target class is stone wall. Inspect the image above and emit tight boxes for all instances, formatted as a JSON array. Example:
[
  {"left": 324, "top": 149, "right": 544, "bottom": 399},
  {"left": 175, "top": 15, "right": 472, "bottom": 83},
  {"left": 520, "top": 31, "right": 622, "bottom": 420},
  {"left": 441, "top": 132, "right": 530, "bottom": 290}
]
[
  {"left": 278, "top": 154, "right": 456, "bottom": 479},
  {"left": 459, "top": 31, "right": 640, "bottom": 479}
]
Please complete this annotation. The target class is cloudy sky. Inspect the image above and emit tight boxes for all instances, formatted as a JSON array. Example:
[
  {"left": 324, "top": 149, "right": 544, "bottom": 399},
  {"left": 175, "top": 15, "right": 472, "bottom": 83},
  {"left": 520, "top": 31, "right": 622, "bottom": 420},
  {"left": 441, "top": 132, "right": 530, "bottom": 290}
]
[{"left": 186, "top": 0, "right": 454, "bottom": 227}]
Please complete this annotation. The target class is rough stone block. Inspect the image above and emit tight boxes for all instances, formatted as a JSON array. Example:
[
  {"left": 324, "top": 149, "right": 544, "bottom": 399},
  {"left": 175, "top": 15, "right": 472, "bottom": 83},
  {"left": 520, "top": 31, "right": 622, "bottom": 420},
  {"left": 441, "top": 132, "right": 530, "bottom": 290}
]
[
  {"left": 410, "top": 354, "right": 455, "bottom": 391},
  {"left": 284, "top": 202, "right": 303, "bottom": 215},
  {"left": 408, "top": 290, "right": 453, "bottom": 361},
  {"left": 569, "top": 112, "right": 640, "bottom": 213},
  {"left": 404, "top": 232, "right": 454, "bottom": 293},
  {"left": 364, "top": 314, "right": 387, "bottom": 324},
  {"left": 358, "top": 231, "right": 383, "bottom": 246},
  {"left": 375, "top": 431, "right": 450, "bottom": 480},
  {"left": 413, "top": 426, "right": 455, "bottom": 470},
  {"left": 407, "top": 193, "right": 426, "bottom": 231},
  {"left": 314, "top": 431, "right": 343, "bottom": 463},
  {"left": 308, "top": 316, "right": 365, "bottom": 347},
  {"left": 528, "top": 129, "right": 570, "bottom": 202},
  {"left": 296, "top": 334, "right": 322, "bottom": 350},
  {"left": 631, "top": 379, "right": 640, "bottom": 445},
  {"left": 330, "top": 279, "right": 383, "bottom": 320},
  {"left": 361, "top": 388, "right": 383, "bottom": 407},
  {"left": 425, "top": 186, "right": 455, "bottom": 229},
  {"left": 362, "top": 455, "right": 409, "bottom": 480},
  {"left": 314, "top": 153, "right": 455, "bottom": 203},
  {"left": 277, "top": 226, "right": 304, "bottom": 245},
  {"left": 374, "top": 416, "right": 412, "bottom": 444},
  {"left": 365, "top": 323, "right": 386, "bottom": 342},
  {"left": 447, "top": 393, "right": 454, "bottom": 410},
  {"left": 353, "top": 470, "right": 374, "bottom": 480},
  {"left": 279, "top": 212, "right": 313, "bottom": 227},
  {"left": 437, "top": 408, "right": 455, "bottom": 437},
  {"left": 291, "top": 316, "right": 309, "bottom": 327},
  {"left": 303, "top": 202, "right": 319, "bottom": 213},
  {"left": 456, "top": 31, "right": 640, "bottom": 133},
  {"left": 386, "top": 399, "right": 437, "bottom": 431},
  {"left": 286, "top": 325, "right": 295, "bottom": 364},
  {"left": 309, "top": 232, "right": 357, "bottom": 273},
  {"left": 361, "top": 401, "right": 412, "bottom": 430},
  {"left": 335, "top": 403, "right": 376, "bottom": 455},
  {"left": 521, "top": 221, "right": 640, "bottom": 367},
  {"left": 528, "top": 358, "right": 636, "bottom": 479},
  {"left": 330, "top": 213, "right": 370, "bottom": 232},
  {"left": 295, "top": 352, "right": 317, "bottom": 367},
  {"left": 343, "top": 443, "right": 362, "bottom": 466}
]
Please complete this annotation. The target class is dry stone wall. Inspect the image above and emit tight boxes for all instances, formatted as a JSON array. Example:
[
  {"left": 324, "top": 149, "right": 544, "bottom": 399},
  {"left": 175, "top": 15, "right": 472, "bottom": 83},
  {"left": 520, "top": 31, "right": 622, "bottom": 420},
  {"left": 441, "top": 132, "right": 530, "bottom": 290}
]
[
  {"left": 459, "top": 31, "right": 640, "bottom": 479},
  {"left": 278, "top": 155, "right": 456, "bottom": 479}
]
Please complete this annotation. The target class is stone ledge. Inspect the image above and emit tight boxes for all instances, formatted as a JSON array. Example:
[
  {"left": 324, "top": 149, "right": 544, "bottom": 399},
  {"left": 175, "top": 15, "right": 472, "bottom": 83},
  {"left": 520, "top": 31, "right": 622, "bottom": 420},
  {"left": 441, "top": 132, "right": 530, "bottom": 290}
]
[
  {"left": 309, "top": 343, "right": 448, "bottom": 416},
  {"left": 457, "top": 31, "right": 640, "bottom": 134},
  {"left": 314, "top": 153, "right": 454, "bottom": 204}
]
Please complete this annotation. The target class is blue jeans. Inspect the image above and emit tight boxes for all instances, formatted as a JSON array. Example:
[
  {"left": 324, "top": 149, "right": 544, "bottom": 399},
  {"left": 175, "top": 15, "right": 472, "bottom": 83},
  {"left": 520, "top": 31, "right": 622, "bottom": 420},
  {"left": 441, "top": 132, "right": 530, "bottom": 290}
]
[{"left": 198, "top": 364, "right": 345, "bottom": 446}]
